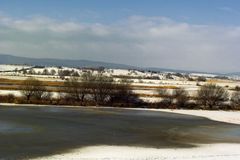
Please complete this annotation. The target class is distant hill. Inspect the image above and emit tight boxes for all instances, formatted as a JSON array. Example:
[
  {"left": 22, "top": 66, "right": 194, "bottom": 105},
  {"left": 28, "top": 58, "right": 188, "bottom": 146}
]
[
  {"left": 0, "top": 54, "right": 238, "bottom": 77},
  {"left": 0, "top": 54, "right": 136, "bottom": 69},
  {"left": 225, "top": 72, "right": 240, "bottom": 76},
  {"left": 146, "top": 67, "right": 198, "bottom": 74},
  {"left": 146, "top": 67, "right": 223, "bottom": 76}
]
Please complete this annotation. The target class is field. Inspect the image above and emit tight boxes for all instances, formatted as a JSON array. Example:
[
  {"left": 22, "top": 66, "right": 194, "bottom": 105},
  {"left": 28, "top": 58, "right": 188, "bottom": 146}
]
[{"left": 0, "top": 64, "right": 240, "bottom": 103}]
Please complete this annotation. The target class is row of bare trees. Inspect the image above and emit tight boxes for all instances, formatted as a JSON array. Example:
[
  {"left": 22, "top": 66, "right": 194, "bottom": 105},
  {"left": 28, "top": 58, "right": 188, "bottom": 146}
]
[
  {"left": 21, "top": 77, "right": 52, "bottom": 101},
  {"left": 157, "top": 88, "right": 189, "bottom": 108},
  {"left": 19, "top": 72, "right": 141, "bottom": 106},
  {"left": 63, "top": 72, "right": 135, "bottom": 105},
  {"left": 158, "top": 83, "right": 240, "bottom": 110},
  {"left": 18, "top": 75, "right": 240, "bottom": 109}
]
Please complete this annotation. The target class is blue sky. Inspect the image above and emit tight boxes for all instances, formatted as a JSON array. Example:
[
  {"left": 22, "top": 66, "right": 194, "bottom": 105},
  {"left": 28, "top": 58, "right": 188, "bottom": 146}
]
[
  {"left": 1, "top": 0, "right": 240, "bottom": 25},
  {"left": 0, "top": 0, "right": 240, "bottom": 72}
]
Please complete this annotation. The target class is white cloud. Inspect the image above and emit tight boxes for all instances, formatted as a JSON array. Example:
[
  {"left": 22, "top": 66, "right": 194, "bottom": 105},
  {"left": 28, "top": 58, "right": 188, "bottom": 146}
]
[{"left": 0, "top": 15, "right": 240, "bottom": 73}]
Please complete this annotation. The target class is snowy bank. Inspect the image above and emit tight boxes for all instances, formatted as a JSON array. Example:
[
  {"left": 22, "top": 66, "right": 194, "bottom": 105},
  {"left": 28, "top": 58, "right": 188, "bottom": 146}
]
[
  {"left": 33, "top": 143, "right": 240, "bottom": 160},
  {"left": 157, "top": 109, "right": 240, "bottom": 125}
]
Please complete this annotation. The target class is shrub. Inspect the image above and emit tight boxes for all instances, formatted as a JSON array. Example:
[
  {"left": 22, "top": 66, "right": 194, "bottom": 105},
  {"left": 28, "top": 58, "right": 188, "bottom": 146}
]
[
  {"left": 235, "top": 86, "right": 240, "bottom": 91},
  {"left": 6, "top": 94, "right": 15, "bottom": 103},
  {"left": 197, "top": 83, "right": 229, "bottom": 109},
  {"left": 231, "top": 91, "right": 240, "bottom": 109},
  {"left": 157, "top": 89, "right": 174, "bottom": 108},
  {"left": 197, "top": 76, "right": 206, "bottom": 82},
  {"left": 173, "top": 88, "right": 189, "bottom": 108},
  {"left": 20, "top": 77, "right": 47, "bottom": 101},
  {"left": 64, "top": 77, "right": 88, "bottom": 104}
]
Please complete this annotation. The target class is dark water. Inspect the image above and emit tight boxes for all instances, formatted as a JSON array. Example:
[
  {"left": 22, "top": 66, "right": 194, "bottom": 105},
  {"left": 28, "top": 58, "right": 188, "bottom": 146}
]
[{"left": 0, "top": 106, "right": 239, "bottom": 159}]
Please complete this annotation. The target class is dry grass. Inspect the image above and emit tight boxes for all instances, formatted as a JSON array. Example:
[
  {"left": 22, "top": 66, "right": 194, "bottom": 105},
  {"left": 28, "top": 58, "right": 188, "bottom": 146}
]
[
  {"left": 0, "top": 78, "right": 180, "bottom": 98},
  {"left": 131, "top": 85, "right": 179, "bottom": 89},
  {"left": 0, "top": 78, "right": 23, "bottom": 85},
  {"left": 0, "top": 78, "right": 64, "bottom": 86},
  {"left": 206, "top": 79, "right": 232, "bottom": 83},
  {"left": 0, "top": 78, "right": 178, "bottom": 89}
]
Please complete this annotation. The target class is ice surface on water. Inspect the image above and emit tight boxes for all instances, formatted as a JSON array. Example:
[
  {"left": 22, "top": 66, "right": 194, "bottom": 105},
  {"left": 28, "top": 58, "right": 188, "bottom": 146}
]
[{"left": 0, "top": 121, "right": 32, "bottom": 133}]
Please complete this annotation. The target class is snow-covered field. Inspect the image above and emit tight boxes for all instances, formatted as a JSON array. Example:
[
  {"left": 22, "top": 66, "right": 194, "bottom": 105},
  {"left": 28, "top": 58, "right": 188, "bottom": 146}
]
[
  {"left": 157, "top": 109, "right": 240, "bottom": 125},
  {"left": 0, "top": 64, "right": 32, "bottom": 72},
  {"left": 0, "top": 90, "right": 22, "bottom": 97},
  {"left": 0, "top": 64, "right": 239, "bottom": 102}
]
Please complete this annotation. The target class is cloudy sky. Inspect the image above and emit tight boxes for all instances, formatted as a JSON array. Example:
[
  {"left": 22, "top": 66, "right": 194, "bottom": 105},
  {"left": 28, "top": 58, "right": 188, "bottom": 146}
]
[{"left": 0, "top": 0, "right": 240, "bottom": 73}]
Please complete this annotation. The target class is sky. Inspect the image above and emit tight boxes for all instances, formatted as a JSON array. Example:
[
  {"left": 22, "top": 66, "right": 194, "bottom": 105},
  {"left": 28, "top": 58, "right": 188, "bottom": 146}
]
[{"left": 0, "top": 0, "right": 240, "bottom": 73}]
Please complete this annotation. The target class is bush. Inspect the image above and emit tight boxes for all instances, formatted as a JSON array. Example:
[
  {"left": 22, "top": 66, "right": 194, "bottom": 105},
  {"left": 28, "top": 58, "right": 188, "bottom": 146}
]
[
  {"left": 197, "top": 76, "right": 207, "bottom": 82},
  {"left": 157, "top": 89, "right": 174, "bottom": 108},
  {"left": 20, "top": 77, "right": 47, "bottom": 101},
  {"left": 6, "top": 94, "right": 15, "bottom": 103},
  {"left": 88, "top": 73, "right": 114, "bottom": 105},
  {"left": 110, "top": 81, "right": 132, "bottom": 104},
  {"left": 62, "top": 73, "right": 140, "bottom": 106},
  {"left": 158, "top": 98, "right": 173, "bottom": 108},
  {"left": 231, "top": 91, "right": 240, "bottom": 109},
  {"left": 158, "top": 88, "right": 170, "bottom": 97},
  {"left": 235, "top": 86, "right": 240, "bottom": 91},
  {"left": 0, "top": 94, "right": 16, "bottom": 103},
  {"left": 63, "top": 77, "right": 88, "bottom": 104},
  {"left": 173, "top": 88, "right": 189, "bottom": 108},
  {"left": 197, "top": 83, "right": 229, "bottom": 109}
]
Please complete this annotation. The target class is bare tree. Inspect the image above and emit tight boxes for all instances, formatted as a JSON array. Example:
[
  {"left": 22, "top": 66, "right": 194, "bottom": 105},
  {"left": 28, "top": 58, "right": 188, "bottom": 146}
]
[
  {"left": 197, "top": 76, "right": 206, "bottom": 82},
  {"left": 64, "top": 77, "right": 88, "bottom": 104},
  {"left": 28, "top": 69, "right": 36, "bottom": 75},
  {"left": 64, "top": 72, "right": 106, "bottom": 104},
  {"left": 58, "top": 69, "right": 72, "bottom": 78},
  {"left": 42, "top": 92, "right": 53, "bottom": 102},
  {"left": 173, "top": 88, "right": 189, "bottom": 108},
  {"left": 64, "top": 72, "right": 139, "bottom": 106},
  {"left": 81, "top": 71, "right": 96, "bottom": 82},
  {"left": 89, "top": 73, "right": 114, "bottom": 105},
  {"left": 197, "top": 83, "right": 229, "bottom": 109},
  {"left": 21, "top": 77, "right": 47, "bottom": 101},
  {"left": 231, "top": 91, "right": 240, "bottom": 109},
  {"left": 72, "top": 71, "right": 80, "bottom": 77},
  {"left": 158, "top": 88, "right": 169, "bottom": 97},
  {"left": 109, "top": 79, "right": 134, "bottom": 104},
  {"left": 50, "top": 69, "right": 56, "bottom": 75},
  {"left": 42, "top": 69, "right": 50, "bottom": 75},
  {"left": 157, "top": 89, "right": 174, "bottom": 108},
  {"left": 6, "top": 94, "right": 15, "bottom": 103}
]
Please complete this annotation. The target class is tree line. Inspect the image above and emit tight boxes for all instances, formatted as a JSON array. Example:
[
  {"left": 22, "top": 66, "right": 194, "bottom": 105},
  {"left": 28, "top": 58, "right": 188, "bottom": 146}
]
[
  {"left": 1, "top": 73, "right": 240, "bottom": 110},
  {"left": 157, "top": 83, "right": 240, "bottom": 110},
  {"left": 18, "top": 72, "right": 141, "bottom": 107}
]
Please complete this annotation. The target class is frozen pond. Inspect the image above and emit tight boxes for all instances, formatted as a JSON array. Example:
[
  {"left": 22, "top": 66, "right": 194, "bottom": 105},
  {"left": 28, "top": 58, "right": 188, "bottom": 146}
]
[
  {"left": 0, "top": 121, "right": 32, "bottom": 133},
  {"left": 0, "top": 106, "right": 239, "bottom": 159}
]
